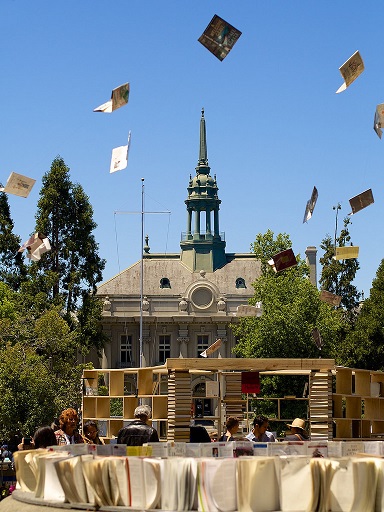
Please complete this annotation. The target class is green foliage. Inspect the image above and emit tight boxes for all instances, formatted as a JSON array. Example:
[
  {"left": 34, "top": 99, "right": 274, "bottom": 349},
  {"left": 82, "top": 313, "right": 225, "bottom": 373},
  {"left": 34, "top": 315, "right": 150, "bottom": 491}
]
[
  {"left": 0, "top": 343, "right": 56, "bottom": 438},
  {"left": 233, "top": 230, "right": 347, "bottom": 421},
  {"left": 0, "top": 283, "right": 17, "bottom": 321},
  {"left": 340, "top": 259, "right": 384, "bottom": 370},
  {"left": 319, "top": 217, "right": 360, "bottom": 314},
  {"left": 0, "top": 191, "right": 26, "bottom": 290},
  {"left": 34, "top": 156, "right": 105, "bottom": 312},
  {"left": 75, "top": 292, "right": 108, "bottom": 357}
]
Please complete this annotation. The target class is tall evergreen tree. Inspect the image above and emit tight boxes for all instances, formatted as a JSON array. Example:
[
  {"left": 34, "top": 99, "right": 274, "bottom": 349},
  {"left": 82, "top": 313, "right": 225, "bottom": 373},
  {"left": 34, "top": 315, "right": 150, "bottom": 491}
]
[
  {"left": 34, "top": 157, "right": 105, "bottom": 314},
  {"left": 319, "top": 216, "right": 360, "bottom": 314},
  {"left": 0, "top": 191, "right": 26, "bottom": 289},
  {"left": 340, "top": 259, "right": 384, "bottom": 370}
]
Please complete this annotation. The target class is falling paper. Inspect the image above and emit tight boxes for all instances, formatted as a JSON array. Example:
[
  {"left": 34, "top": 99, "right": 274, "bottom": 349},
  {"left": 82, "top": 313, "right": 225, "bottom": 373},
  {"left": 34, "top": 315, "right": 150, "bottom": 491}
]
[
  {"left": 94, "top": 83, "right": 130, "bottom": 113},
  {"left": 200, "top": 338, "right": 222, "bottom": 358},
  {"left": 349, "top": 188, "right": 374, "bottom": 215},
  {"left": 333, "top": 246, "right": 359, "bottom": 260},
  {"left": 319, "top": 290, "right": 342, "bottom": 307},
  {"left": 374, "top": 104, "right": 384, "bottom": 139},
  {"left": 268, "top": 248, "right": 297, "bottom": 272},
  {"left": 303, "top": 186, "right": 318, "bottom": 223},
  {"left": 236, "top": 303, "right": 263, "bottom": 317},
  {"left": 110, "top": 132, "right": 131, "bottom": 173},
  {"left": 0, "top": 172, "right": 36, "bottom": 198},
  {"left": 198, "top": 14, "right": 242, "bottom": 61},
  {"left": 18, "top": 233, "right": 51, "bottom": 261},
  {"left": 312, "top": 328, "right": 323, "bottom": 350},
  {"left": 336, "top": 50, "right": 364, "bottom": 93}
]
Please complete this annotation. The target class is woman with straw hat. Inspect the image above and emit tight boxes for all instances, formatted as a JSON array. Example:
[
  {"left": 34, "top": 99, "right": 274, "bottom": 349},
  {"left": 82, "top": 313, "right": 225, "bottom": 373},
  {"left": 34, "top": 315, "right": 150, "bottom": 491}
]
[{"left": 284, "top": 418, "right": 309, "bottom": 441}]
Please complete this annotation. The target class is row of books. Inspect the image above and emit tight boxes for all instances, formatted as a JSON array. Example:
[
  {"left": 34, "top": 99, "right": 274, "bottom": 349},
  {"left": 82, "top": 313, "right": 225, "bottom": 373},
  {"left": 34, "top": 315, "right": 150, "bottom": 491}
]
[{"left": 13, "top": 448, "right": 384, "bottom": 511}]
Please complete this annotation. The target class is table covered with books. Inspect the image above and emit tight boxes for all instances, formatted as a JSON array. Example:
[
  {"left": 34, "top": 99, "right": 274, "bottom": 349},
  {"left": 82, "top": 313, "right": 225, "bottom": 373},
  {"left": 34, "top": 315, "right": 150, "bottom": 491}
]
[{"left": 3, "top": 439, "right": 384, "bottom": 512}]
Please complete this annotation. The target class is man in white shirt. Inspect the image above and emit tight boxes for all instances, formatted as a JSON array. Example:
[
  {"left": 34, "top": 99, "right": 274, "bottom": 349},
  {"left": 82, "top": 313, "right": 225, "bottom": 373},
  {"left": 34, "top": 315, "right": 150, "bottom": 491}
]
[{"left": 245, "top": 415, "right": 276, "bottom": 442}]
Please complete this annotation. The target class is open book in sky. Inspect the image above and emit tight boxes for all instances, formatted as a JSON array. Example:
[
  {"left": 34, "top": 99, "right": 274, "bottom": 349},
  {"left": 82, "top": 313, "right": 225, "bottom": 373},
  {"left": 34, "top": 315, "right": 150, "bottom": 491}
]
[
  {"left": 0, "top": 171, "right": 36, "bottom": 198},
  {"left": 18, "top": 233, "right": 51, "bottom": 261},
  {"left": 94, "top": 82, "right": 130, "bottom": 113},
  {"left": 200, "top": 338, "right": 222, "bottom": 358},
  {"left": 349, "top": 188, "right": 374, "bottom": 215},
  {"left": 268, "top": 248, "right": 297, "bottom": 272},
  {"left": 236, "top": 303, "right": 263, "bottom": 317},
  {"left": 336, "top": 51, "right": 364, "bottom": 93},
  {"left": 198, "top": 14, "right": 242, "bottom": 61},
  {"left": 303, "top": 186, "right": 318, "bottom": 223},
  {"left": 110, "top": 131, "right": 131, "bottom": 173},
  {"left": 333, "top": 246, "right": 359, "bottom": 260},
  {"left": 319, "top": 290, "right": 342, "bottom": 307},
  {"left": 374, "top": 103, "right": 384, "bottom": 139}
]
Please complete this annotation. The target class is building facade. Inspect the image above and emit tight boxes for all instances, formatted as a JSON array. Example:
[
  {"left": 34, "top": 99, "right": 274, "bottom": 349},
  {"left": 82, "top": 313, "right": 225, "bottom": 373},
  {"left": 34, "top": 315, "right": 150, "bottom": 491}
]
[{"left": 97, "top": 109, "right": 262, "bottom": 369}]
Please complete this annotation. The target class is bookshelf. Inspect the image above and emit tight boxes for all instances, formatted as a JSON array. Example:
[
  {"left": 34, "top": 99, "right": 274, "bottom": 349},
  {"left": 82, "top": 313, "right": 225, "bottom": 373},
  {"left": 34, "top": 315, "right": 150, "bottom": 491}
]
[
  {"left": 82, "top": 359, "right": 384, "bottom": 442},
  {"left": 333, "top": 367, "right": 384, "bottom": 439}
]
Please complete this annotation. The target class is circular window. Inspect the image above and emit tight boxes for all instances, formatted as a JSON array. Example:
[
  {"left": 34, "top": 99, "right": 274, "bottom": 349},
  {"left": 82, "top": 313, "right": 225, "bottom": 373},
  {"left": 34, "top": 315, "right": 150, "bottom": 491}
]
[{"left": 191, "top": 286, "right": 213, "bottom": 309}]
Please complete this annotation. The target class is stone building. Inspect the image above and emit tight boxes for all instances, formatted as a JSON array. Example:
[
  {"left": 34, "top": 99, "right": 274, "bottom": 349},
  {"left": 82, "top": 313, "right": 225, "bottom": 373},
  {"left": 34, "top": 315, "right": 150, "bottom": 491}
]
[{"left": 97, "top": 109, "right": 262, "bottom": 371}]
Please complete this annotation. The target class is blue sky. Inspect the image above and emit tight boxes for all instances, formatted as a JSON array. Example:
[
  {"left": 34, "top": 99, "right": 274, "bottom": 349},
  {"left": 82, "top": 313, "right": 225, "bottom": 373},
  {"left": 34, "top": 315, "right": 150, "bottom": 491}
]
[{"left": 1, "top": 1, "right": 383, "bottom": 297}]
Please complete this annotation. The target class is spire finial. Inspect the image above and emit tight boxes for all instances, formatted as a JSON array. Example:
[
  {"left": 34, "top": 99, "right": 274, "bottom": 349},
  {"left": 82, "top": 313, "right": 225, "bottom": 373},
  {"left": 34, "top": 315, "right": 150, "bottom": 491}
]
[{"left": 198, "top": 108, "right": 208, "bottom": 168}]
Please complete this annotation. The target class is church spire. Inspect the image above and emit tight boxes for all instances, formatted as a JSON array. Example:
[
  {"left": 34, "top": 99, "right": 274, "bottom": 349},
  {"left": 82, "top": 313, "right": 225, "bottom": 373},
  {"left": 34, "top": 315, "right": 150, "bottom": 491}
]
[
  {"left": 198, "top": 108, "right": 209, "bottom": 169},
  {"left": 180, "top": 109, "right": 226, "bottom": 272}
]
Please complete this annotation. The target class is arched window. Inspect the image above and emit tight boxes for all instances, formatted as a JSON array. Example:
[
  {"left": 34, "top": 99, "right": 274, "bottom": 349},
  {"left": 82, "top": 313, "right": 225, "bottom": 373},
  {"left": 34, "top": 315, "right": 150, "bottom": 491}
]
[
  {"left": 236, "top": 277, "right": 246, "bottom": 288},
  {"left": 160, "top": 277, "right": 171, "bottom": 288}
]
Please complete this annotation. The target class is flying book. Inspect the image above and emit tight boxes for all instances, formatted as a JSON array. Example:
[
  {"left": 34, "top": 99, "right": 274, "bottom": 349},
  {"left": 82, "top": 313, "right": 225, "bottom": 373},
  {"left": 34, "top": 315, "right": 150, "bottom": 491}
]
[
  {"left": 374, "top": 103, "right": 384, "bottom": 139},
  {"left": 236, "top": 303, "right": 263, "bottom": 317},
  {"left": 0, "top": 171, "right": 36, "bottom": 198},
  {"left": 110, "top": 131, "right": 131, "bottom": 173},
  {"left": 319, "top": 290, "right": 342, "bottom": 307},
  {"left": 198, "top": 14, "right": 242, "bottom": 61},
  {"left": 94, "top": 82, "right": 130, "bottom": 113},
  {"left": 18, "top": 233, "right": 51, "bottom": 261},
  {"left": 312, "top": 328, "right": 323, "bottom": 350},
  {"left": 336, "top": 50, "right": 364, "bottom": 93},
  {"left": 333, "top": 246, "right": 359, "bottom": 260},
  {"left": 268, "top": 248, "right": 297, "bottom": 272},
  {"left": 200, "top": 338, "right": 222, "bottom": 357},
  {"left": 349, "top": 188, "right": 374, "bottom": 215},
  {"left": 303, "top": 186, "right": 318, "bottom": 223}
]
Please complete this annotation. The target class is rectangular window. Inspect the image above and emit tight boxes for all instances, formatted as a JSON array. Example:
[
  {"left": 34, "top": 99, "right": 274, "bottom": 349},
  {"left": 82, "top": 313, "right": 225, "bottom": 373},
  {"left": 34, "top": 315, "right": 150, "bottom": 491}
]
[
  {"left": 158, "top": 335, "right": 171, "bottom": 364},
  {"left": 197, "top": 334, "right": 209, "bottom": 357},
  {"left": 120, "top": 334, "right": 132, "bottom": 365}
]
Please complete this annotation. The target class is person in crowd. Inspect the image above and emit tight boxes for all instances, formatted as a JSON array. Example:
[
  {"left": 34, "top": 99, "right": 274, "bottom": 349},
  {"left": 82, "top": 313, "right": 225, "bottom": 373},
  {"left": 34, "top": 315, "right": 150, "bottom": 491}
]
[
  {"left": 189, "top": 425, "right": 211, "bottom": 443},
  {"left": 245, "top": 415, "right": 276, "bottom": 442},
  {"left": 284, "top": 418, "right": 309, "bottom": 441},
  {"left": 117, "top": 405, "right": 159, "bottom": 446},
  {"left": 33, "top": 426, "right": 57, "bottom": 449},
  {"left": 83, "top": 420, "right": 105, "bottom": 445},
  {"left": 219, "top": 416, "right": 240, "bottom": 441},
  {"left": 0, "top": 445, "right": 12, "bottom": 460},
  {"left": 55, "top": 408, "right": 85, "bottom": 445}
]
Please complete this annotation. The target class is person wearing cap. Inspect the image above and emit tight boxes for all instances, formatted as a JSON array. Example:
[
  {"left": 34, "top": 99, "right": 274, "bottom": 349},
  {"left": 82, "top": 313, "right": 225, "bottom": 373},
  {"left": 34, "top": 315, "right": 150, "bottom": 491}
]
[
  {"left": 245, "top": 415, "right": 276, "bottom": 442},
  {"left": 117, "top": 405, "right": 159, "bottom": 446},
  {"left": 284, "top": 418, "right": 309, "bottom": 441}
]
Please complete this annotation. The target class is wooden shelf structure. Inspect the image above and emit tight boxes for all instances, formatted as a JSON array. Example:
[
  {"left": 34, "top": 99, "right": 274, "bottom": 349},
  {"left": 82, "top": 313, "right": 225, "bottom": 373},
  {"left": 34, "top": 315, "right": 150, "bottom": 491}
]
[{"left": 82, "top": 359, "right": 384, "bottom": 442}]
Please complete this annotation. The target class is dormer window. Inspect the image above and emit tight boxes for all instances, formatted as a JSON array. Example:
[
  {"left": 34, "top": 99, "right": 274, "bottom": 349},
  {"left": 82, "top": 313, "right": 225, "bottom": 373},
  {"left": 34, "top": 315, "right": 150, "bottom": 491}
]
[
  {"left": 236, "top": 277, "right": 246, "bottom": 289},
  {"left": 160, "top": 277, "right": 171, "bottom": 289}
]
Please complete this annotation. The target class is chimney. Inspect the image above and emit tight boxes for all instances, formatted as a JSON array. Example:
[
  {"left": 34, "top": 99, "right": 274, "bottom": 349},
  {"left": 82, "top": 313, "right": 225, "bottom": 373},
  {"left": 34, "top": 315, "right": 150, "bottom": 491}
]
[{"left": 305, "top": 246, "right": 317, "bottom": 287}]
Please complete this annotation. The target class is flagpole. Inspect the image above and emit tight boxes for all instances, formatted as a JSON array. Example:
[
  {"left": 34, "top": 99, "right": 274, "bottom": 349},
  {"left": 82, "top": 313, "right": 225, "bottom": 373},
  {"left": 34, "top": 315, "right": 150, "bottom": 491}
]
[{"left": 140, "top": 178, "right": 144, "bottom": 369}]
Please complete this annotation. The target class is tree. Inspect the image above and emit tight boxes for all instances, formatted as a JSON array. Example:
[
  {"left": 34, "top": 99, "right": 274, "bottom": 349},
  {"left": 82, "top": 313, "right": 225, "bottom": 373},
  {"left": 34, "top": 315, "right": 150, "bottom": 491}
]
[
  {"left": 339, "top": 259, "right": 384, "bottom": 370},
  {"left": 232, "top": 230, "right": 345, "bottom": 433},
  {"left": 34, "top": 156, "right": 105, "bottom": 314},
  {"left": 319, "top": 216, "right": 360, "bottom": 314},
  {"left": 0, "top": 191, "right": 26, "bottom": 290}
]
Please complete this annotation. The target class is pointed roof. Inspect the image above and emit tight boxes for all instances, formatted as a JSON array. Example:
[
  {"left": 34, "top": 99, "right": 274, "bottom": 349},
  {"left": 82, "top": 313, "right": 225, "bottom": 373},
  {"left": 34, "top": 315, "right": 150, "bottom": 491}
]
[{"left": 197, "top": 108, "right": 209, "bottom": 172}]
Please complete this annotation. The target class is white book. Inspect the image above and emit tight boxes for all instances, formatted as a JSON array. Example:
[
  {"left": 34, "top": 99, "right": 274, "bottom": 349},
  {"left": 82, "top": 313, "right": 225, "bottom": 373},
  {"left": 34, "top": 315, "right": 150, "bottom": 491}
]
[
  {"left": 236, "top": 456, "right": 280, "bottom": 512},
  {"left": 144, "top": 442, "right": 168, "bottom": 458},
  {"left": 280, "top": 456, "right": 312, "bottom": 512},
  {"left": 198, "top": 458, "right": 237, "bottom": 512},
  {"left": 268, "top": 441, "right": 307, "bottom": 456},
  {"left": 341, "top": 441, "right": 364, "bottom": 457}
]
